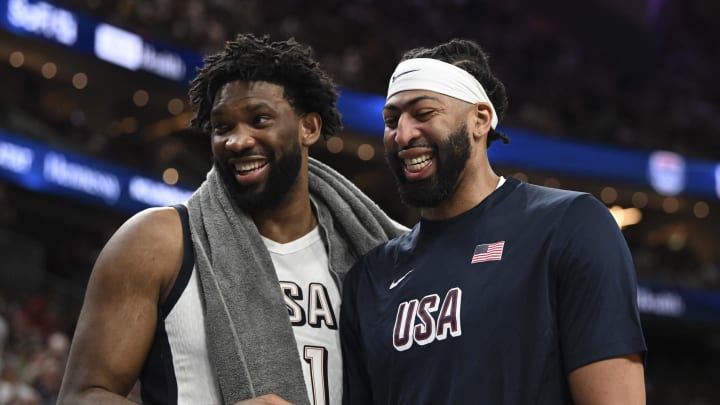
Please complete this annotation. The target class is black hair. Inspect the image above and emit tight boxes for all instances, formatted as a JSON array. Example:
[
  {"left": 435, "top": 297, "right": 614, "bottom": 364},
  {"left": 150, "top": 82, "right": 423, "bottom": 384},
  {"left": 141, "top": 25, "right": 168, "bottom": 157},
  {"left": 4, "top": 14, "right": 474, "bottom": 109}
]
[
  {"left": 400, "top": 39, "right": 510, "bottom": 147},
  {"left": 188, "top": 33, "right": 342, "bottom": 139}
]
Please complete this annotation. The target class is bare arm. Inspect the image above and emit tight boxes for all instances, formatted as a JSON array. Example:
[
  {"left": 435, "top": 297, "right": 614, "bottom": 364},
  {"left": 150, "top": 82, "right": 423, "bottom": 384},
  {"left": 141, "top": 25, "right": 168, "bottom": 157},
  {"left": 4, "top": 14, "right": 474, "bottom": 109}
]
[
  {"left": 568, "top": 353, "right": 646, "bottom": 405},
  {"left": 58, "top": 207, "right": 183, "bottom": 404}
]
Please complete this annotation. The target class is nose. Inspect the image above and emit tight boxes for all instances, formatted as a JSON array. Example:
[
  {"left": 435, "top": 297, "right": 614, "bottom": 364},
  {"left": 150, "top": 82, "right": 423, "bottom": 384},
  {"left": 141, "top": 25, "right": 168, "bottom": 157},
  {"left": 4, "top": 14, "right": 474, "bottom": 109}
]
[
  {"left": 394, "top": 113, "right": 420, "bottom": 147},
  {"left": 224, "top": 130, "right": 256, "bottom": 152}
]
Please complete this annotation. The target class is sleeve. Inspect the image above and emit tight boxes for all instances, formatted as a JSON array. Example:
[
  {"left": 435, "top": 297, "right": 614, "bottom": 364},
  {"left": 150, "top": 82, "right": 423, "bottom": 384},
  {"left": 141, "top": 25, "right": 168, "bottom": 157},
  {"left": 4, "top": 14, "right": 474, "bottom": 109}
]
[
  {"left": 340, "top": 260, "right": 374, "bottom": 405},
  {"left": 553, "top": 194, "right": 647, "bottom": 373}
]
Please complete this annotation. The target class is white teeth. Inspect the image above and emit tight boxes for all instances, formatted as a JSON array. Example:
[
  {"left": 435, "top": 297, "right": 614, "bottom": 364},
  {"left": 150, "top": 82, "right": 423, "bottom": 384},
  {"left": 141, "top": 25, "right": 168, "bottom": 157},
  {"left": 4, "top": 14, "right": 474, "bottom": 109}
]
[
  {"left": 404, "top": 154, "right": 432, "bottom": 169},
  {"left": 236, "top": 161, "right": 265, "bottom": 173}
]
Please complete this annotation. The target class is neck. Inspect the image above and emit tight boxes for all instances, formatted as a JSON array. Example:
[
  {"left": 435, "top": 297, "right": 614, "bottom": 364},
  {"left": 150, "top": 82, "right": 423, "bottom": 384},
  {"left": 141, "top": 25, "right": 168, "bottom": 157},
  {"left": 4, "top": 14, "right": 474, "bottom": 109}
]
[
  {"left": 253, "top": 200, "right": 317, "bottom": 243},
  {"left": 252, "top": 167, "right": 317, "bottom": 243},
  {"left": 421, "top": 164, "right": 499, "bottom": 221}
]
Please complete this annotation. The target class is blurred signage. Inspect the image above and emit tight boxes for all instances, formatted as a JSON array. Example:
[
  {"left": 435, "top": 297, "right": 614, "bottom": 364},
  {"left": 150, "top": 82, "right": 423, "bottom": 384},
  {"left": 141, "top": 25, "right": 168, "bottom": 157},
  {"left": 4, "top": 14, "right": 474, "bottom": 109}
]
[
  {"left": 0, "top": 139, "right": 34, "bottom": 174},
  {"left": 716, "top": 164, "right": 720, "bottom": 199},
  {"left": 128, "top": 176, "right": 193, "bottom": 207},
  {"left": 0, "top": 130, "right": 195, "bottom": 212},
  {"left": 0, "top": 0, "right": 201, "bottom": 82},
  {"left": 5, "top": 0, "right": 77, "bottom": 46},
  {"left": 94, "top": 23, "right": 187, "bottom": 81},
  {"left": 93, "top": 23, "right": 143, "bottom": 70},
  {"left": 648, "top": 150, "right": 686, "bottom": 196},
  {"left": 638, "top": 282, "right": 720, "bottom": 323},
  {"left": 637, "top": 285, "right": 685, "bottom": 317},
  {"left": 43, "top": 152, "right": 121, "bottom": 203}
]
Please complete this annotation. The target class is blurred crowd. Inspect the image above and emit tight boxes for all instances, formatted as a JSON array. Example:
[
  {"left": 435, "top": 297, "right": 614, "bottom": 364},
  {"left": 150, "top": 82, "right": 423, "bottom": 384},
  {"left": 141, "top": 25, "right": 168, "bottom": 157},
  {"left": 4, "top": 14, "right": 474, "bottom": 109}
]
[
  {"left": 0, "top": 291, "right": 69, "bottom": 405},
  {"left": 53, "top": 0, "right": 720, "bottom": 161}
]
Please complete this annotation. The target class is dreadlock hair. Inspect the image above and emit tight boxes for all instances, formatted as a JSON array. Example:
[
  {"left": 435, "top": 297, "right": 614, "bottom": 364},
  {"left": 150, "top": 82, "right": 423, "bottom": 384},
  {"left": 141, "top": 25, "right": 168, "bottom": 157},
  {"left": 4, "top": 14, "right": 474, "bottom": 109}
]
[
  {"left": 188, "top": 33, "right": 342, "bottom": 140},
  {"left": 400, "top": 39, "right": 510, "bottom": 147}
]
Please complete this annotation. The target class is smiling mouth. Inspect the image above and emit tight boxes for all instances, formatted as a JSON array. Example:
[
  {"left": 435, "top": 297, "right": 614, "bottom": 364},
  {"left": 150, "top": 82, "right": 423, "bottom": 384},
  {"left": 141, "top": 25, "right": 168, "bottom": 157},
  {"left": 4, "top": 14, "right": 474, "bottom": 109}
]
[
  {"left": 403, "top": 153, "right": 433, "bottom": 172},
  {"left": 235, "top": 159, "right": 268, "bottom": 174}
]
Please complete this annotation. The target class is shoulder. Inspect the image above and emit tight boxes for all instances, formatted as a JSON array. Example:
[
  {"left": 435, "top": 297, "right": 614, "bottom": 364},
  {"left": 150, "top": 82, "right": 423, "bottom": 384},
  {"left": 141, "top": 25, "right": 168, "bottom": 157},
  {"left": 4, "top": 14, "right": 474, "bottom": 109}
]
[
  {"left": 506, "top": 180, "right": 611, "bottom": 220},
  {"left": 518, "top": 181, "right": 590, "bottom": 211},
  {"left": 94, "top": 206, "right": 185, "bottom": 298},
  {"left": 346, "top": 224, "right": 418, "bottom": 281}
]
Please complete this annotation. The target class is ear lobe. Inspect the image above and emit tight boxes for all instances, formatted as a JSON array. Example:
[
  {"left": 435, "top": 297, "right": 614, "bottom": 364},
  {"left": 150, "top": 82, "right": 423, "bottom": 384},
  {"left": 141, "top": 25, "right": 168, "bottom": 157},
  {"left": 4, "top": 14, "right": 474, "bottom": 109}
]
[{"left": 300, "top": 112, "right": 322, "bottom": 146}]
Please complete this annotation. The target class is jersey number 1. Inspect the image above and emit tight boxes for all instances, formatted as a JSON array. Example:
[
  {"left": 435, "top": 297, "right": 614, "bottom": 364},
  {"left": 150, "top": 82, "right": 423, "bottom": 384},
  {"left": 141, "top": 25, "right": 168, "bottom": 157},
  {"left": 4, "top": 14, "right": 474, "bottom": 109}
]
[{"left": 303, "top": 345, "right": 328, "bottom": 405}]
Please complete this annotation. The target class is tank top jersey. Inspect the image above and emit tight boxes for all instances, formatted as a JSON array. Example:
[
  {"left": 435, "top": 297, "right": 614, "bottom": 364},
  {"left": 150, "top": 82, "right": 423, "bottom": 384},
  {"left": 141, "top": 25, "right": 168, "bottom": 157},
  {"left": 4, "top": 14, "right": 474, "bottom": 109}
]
[
  {"left": 262, "top": 227, "right": 342, "bottom": 405},
  {"left": 138, "top": 205, "right": 341, "bottom": 405}
]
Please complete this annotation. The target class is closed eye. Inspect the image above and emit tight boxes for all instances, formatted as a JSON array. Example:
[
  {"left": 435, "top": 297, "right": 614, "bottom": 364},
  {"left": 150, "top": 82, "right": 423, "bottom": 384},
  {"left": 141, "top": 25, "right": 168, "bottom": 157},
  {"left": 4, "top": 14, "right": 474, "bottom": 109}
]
[
  {"left": 384, "top": 115, "right": 399, "bottom": 129},
  {"left": 415, "top": 110, "right": 435, "bottom": 121}
]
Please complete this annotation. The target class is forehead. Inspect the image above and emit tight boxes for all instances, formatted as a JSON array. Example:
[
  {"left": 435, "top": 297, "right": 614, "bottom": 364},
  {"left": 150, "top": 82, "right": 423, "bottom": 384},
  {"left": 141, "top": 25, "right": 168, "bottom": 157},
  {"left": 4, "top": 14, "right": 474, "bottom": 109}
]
[
  {"left": 384, "top": 90, "right": 458, "bottom": 112},
  {"left": 213, "top": 80, "right": 288, "bottom": 109}
]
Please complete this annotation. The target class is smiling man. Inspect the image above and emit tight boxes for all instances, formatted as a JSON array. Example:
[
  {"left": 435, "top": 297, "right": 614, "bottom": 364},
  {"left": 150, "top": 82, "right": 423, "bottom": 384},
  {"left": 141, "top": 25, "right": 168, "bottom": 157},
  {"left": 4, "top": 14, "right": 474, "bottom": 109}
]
[
  {"left": 341, "top": 39, "right": 647, "bottom": 405},
  {"left": 58, "top": 34, "right": 405, "bottom": 405}
]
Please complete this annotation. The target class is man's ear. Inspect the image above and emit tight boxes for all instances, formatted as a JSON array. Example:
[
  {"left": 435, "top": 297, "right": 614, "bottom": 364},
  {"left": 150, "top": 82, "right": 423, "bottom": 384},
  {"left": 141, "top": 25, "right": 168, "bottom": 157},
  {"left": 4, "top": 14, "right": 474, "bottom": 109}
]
[
  {"left": 300, "top": 112, "right": 322, "bottom": 146},
  {"left": 471, "top": 103, "right": 493, "bottom": 141}
]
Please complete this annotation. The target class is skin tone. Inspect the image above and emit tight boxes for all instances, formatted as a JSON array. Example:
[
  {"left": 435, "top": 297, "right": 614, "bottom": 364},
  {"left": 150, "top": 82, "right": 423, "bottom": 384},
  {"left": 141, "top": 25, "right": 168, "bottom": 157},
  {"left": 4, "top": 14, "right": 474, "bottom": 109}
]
[
  {"left": 383, "top": 89, "right": 646, "bottom": 404},
  {"left": 57, "top": 80, "right": 320, "bottom": 405},
  {"left": 382, "top": 90, "right": 499, "bottom": 221}
]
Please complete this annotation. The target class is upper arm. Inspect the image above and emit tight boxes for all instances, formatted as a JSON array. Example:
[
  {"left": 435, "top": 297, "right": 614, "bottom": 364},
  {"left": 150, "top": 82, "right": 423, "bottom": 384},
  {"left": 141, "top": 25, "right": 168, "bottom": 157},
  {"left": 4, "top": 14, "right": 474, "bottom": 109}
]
[
  {"left": 554, "top": 195, "right": 646, "bottom": 371},
  {"left": 568, "top": 353, "right": 646, "bottom": 405},
  {"left": 59, "top": 207, "right": 184, "bottom": 404}
]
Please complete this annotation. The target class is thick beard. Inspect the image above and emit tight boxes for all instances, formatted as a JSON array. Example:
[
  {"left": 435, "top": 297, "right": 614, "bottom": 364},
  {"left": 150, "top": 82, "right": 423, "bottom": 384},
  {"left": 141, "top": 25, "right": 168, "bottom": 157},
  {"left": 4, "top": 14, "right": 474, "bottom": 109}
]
[
  {"left": 385, "top": 124, "right": 471, "bottom": 208},
  {"left": 214, "top": 141, "right": 302, "bottom": 212}
]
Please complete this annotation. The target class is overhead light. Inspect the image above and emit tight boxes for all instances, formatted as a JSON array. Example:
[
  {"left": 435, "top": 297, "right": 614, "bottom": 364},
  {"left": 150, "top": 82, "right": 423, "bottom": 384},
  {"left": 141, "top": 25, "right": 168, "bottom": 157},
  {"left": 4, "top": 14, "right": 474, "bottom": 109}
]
[
  {"left": 9, "top": 51, "right": 25, "bottom": 68},
  {"left": 326, "top": 137, "right": 343, "bottom": 154},
  {"left": 41, "top": 62, "right": 57, "bottom": 79},
  {"left": 72, "top": 72, "right": 88, "bottom": 89},
  {"left": 357, "top": 144, "right": 375, "bottom": 161},
  {"left": 133, "top": 89, "right": 149, "bottom": 107}
]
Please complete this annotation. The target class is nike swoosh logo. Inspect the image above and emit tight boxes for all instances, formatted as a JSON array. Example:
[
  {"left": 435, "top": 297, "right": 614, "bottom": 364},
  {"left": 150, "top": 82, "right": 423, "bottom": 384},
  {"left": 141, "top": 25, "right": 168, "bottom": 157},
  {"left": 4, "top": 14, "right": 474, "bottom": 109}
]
[
  {"left": 389, "top": 269, "right": 415, "bottom": 290},
  {"left": 391, "top": 69, "right": 420, "bottom": 83}
]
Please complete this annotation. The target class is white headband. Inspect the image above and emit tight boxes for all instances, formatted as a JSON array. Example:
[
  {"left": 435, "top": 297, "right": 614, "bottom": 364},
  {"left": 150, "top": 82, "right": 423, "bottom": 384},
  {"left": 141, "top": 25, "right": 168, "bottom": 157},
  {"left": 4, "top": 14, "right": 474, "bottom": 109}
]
[{"left": 386, "top": 58, "right": 499, "bottom": 129}]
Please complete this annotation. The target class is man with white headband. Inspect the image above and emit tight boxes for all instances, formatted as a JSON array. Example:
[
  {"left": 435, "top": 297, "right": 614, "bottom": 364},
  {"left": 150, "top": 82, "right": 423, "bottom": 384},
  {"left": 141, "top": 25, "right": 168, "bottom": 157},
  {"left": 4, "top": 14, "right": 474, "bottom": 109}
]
[{"left": 341, "top": 39, "right": 647, "bottom": 404}]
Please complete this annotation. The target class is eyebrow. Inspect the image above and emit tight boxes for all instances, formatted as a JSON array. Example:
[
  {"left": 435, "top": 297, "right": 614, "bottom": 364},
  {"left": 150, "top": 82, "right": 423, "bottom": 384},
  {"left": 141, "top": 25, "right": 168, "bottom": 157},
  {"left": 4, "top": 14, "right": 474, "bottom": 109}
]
[
  {"left": 383, "top": 95, "right": 443, "bottom": 113},
  {"left": 211, "top": 100, "right": 274, "bottom": 117}
]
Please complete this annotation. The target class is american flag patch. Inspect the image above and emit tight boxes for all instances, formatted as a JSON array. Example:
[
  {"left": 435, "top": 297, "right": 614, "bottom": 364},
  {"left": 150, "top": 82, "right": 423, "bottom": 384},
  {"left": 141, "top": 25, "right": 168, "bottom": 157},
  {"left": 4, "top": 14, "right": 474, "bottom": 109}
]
[{"left": 471, "top": 241, "right": 505, "bottom": 264}]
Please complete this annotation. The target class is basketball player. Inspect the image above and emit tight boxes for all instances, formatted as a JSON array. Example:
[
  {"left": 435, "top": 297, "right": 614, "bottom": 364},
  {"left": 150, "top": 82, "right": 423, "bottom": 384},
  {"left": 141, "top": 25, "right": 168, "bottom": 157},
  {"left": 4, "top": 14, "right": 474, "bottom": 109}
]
[
  {"left": 341, "top": 39, "right": 647, "bottom": 404},
  {"left": 58, "top": 34, "right": 405, "bottom": 405}
]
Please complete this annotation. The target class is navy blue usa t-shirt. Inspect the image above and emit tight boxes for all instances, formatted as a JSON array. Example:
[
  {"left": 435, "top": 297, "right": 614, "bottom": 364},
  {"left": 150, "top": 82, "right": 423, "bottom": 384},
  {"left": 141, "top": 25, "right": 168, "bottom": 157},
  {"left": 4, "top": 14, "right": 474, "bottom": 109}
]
[{"left": 341, "top": 177, "right": 646, "bottom": 404}]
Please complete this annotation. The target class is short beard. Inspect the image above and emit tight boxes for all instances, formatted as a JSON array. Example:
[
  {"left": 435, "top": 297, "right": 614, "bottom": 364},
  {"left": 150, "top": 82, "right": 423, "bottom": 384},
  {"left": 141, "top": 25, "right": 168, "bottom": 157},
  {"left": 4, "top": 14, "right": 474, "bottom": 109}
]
[
  {"left": 385, "top": 124, "right": 471, "bottom": 208},
  {"left": 214, "top": 141, "right": 302, "bottom": 212}
]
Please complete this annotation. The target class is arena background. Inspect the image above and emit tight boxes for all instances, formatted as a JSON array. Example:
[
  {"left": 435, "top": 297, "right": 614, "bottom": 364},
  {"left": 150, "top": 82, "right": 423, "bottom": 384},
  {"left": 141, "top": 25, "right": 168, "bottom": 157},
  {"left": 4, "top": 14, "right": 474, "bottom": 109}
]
[{"left": 0, "top": 0, "right": 719, "bottom": 403}]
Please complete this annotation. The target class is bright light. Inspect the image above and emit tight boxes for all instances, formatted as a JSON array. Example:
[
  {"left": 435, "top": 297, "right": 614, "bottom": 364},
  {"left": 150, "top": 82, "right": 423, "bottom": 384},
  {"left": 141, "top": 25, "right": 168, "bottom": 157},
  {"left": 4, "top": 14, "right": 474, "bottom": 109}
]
[
  {"left": 357, "top": 144, "right": 375, "bottom": 161},
  {"left": 41, "top": 62, "right": 57, "bottom": 79},
  {"left": 162, "top": 168, "right": 179, "bottom": 185},
  {"left": 167, "top": 98, "right": 184, "bottom": 115},
  {"left": 609, "top": 205, "right": 642, "bottom": 229},
  {"left": 9, "top": 51, "right": 24, "bottom": 68},
  {"left": 326, "top": 137, "right": 343, "bottom": 154},
  {"left": 693, "top": 201, "right": 709, "bottom": 218},
  {"left": 631, "top": 191, "right": 648, "bottom": 208},
  {"left": 662, "top": 197, "right": 679, "bottom": 213},
  {"left": 133, "top": 90, "right": 149, "bottom": 107},
  {"left": 72, "top": 72, "right": 88, "bottom": 89},
  {"left": 600, "top": 186, "right": 618, "bottom": 204}
]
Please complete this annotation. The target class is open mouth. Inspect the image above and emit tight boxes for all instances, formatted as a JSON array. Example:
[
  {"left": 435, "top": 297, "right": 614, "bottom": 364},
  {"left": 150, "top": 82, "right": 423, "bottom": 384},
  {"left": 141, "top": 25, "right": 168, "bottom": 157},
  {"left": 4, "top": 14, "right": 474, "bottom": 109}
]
[
  {"left": 404, "top": 153, "right": 433, "bottom": 172},
  {"left": 235, "top": 159, "right": 268, "bottom": 174}
]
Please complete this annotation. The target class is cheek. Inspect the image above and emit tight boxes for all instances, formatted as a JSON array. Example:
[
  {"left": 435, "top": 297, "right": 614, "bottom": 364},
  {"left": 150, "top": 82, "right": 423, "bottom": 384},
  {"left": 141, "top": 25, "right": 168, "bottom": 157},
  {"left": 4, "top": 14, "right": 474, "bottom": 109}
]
[
  {"left": 383, "top": 130, "right": 396, "bottom": 150},
  {"left": 210, "top": 137, "right": 225, "bottom": 156}
]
